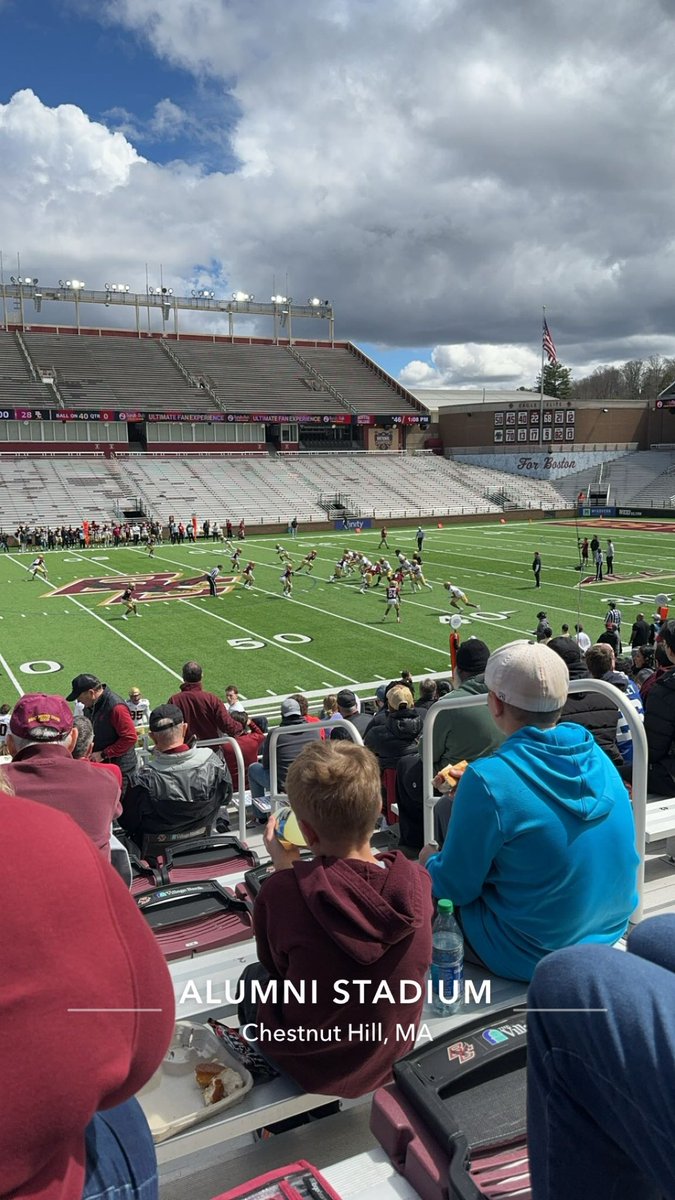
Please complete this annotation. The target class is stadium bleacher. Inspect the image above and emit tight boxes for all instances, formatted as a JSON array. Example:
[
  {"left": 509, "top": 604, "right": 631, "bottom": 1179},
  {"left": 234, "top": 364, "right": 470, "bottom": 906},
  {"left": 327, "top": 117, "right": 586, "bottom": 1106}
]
[
  {"left": 22, "top": 332, "right": 212, "bottom": 413},
  {"left": 4, "top": 449, "right": 675, "bottom": 527}
]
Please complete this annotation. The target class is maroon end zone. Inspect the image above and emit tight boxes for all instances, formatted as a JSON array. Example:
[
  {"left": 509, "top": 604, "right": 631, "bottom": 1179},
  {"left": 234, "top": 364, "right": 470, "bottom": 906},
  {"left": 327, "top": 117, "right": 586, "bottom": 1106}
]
[{"left": 555, "top": 518, "right": 675, "bottom": 533}]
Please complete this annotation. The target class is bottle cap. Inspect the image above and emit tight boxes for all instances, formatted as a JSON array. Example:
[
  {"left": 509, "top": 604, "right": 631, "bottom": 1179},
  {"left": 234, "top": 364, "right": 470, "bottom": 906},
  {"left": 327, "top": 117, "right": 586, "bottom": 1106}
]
[{"left": 437, "top": 899, "right": 454, "bottom": 913}]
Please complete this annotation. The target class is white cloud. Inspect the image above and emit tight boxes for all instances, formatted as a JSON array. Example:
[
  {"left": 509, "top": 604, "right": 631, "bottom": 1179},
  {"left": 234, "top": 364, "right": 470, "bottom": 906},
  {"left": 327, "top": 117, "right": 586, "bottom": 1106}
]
[
  {"left": 5, "top": 1, "right": 675, "bottom": 374},
  {"left": 399, "top": 344, "right": 541, "bottom": 389}
]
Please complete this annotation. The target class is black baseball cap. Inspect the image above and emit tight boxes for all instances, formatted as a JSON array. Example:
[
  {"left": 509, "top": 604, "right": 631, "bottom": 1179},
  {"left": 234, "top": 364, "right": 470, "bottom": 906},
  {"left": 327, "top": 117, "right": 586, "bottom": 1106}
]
[
  {"left": 66, "top": 674, "right": 101, "bottom": 702},
  {"left": 149, "top": 703, "right": 185, "bottom": 732},
  {"left": 336, "top": 688, "right": 358, "bottom": 709}
]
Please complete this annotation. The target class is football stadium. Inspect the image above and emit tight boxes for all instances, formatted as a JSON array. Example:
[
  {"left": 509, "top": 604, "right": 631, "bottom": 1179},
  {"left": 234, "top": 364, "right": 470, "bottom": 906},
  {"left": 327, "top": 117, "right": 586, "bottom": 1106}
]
[{"left": 2, "top": 277, "right": 675, "bottom": 1199}]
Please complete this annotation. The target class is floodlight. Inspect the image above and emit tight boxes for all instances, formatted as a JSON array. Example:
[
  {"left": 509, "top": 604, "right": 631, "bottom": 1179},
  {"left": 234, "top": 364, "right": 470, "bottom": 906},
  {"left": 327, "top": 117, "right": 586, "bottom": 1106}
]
[
  {"left": 232, "top": 290, "right": 253, "bottom": 301},
  {"left": 308, "top": 297, "right": 321, "bottom": 306}
]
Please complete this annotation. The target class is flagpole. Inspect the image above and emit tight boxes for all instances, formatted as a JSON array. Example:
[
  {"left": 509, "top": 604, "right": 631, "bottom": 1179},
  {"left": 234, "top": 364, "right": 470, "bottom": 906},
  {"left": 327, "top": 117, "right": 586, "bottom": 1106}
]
[{"left": 539, "top": 305, "right": 546, "bottom": 443}]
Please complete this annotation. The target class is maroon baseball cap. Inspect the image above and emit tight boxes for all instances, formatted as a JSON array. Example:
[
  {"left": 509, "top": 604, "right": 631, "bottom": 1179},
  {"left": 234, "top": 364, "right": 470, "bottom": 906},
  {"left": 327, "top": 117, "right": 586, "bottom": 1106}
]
[{"left": 10, "top": 693, "right": 74, "bottom": 739}]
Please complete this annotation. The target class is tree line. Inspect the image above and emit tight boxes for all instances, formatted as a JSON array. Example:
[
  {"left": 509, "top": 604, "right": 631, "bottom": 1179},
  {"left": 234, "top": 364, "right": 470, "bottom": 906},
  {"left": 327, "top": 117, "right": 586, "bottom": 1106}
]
[{"left": 522, "top": 355, "right": 675, "bottom": 400}]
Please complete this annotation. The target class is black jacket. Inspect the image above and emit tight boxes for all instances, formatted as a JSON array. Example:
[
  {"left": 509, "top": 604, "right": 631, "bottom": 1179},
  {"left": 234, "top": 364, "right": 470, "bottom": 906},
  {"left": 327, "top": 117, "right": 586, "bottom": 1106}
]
[
  {"left": 644, "top": 668, "right": 675, "bottom": 778},
  {"left": 597, "top": 629, "right": 621, "bottom": 656},
  {"left": 330, "top": 711, "right": 372, "bottom": 741},
  {"left": 85, "top": 684, "right": 138, "bottom": 777},
  {"left": 121, "top": 746, "right": 232, "bottom": 839},
  {"left": 364, "top": 707, "right": 424, "bottom": 771},
  {"left": 560, "top": 688, "right": 623, "bottom": 768}
]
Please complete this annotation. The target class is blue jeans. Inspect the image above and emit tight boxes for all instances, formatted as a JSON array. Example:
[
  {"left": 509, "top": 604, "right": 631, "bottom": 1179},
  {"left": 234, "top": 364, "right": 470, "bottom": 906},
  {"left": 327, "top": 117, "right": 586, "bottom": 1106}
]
[
  {"left": 83, "top": 1098, "right": 157, "bottom": 1200},
  {"left": 248, "top": 761, "right": 270, "bottom": 799},
  {"left": 527, "top": 915, "right": 675, "bottom": 1200}
]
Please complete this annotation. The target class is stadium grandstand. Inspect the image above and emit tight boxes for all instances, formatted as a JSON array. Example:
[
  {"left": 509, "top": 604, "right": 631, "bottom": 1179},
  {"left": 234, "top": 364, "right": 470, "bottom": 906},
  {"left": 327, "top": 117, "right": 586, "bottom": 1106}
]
[{"left": 3, "top": 276, "right": 675, "bottom": 526}]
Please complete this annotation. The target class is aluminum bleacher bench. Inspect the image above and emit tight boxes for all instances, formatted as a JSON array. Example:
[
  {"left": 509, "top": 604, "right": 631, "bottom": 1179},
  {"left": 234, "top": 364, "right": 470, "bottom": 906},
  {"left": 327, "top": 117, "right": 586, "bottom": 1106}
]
[{"left": 645, "top": 797, "right": 675, "bottom": 861}]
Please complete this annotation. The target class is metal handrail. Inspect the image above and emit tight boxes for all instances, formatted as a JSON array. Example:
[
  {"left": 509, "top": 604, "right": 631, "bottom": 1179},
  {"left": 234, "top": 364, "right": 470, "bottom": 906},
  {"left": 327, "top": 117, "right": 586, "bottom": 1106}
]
[
  {"left": 194, "top": 735, "right": 249, "bottom": 842},
  {"left": 267, "top": 718, "right": 364, "bottom": 802},
  {"left": 421, "top": 677, "right": 648, "bottom": 925}
]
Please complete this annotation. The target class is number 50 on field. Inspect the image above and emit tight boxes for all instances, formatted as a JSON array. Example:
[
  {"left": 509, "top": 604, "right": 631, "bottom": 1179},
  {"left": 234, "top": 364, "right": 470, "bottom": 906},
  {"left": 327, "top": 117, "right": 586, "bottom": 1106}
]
[{"left": 227, "top": 633, "right": 313, "bottom": 651}]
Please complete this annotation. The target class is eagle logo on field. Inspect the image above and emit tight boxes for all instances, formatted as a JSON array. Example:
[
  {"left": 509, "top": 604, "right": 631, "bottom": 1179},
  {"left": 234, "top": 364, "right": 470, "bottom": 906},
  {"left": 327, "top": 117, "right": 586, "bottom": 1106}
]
[{"left": 47, "top": 571, "right": 236, "bottom": 604}]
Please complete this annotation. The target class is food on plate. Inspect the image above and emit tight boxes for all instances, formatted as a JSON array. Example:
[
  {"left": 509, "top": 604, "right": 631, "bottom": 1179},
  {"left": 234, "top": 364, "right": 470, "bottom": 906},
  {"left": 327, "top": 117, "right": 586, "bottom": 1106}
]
[
  {"left": 201, "top": 1066, "right": 244, "bottom": 1106},
  {"left": 194, "top": 1061, "right": 226, "bottom": 1089}
]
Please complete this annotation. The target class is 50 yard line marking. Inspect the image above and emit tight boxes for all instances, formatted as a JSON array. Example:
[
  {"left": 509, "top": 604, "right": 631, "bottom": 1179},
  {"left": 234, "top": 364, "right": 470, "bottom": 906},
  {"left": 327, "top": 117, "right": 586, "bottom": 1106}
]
[
  {"left": 178, "top": 599, "right": 360, "bottom": 684},
  {"left": 5, "top": 553, "right": 182, "bottom": 682}
]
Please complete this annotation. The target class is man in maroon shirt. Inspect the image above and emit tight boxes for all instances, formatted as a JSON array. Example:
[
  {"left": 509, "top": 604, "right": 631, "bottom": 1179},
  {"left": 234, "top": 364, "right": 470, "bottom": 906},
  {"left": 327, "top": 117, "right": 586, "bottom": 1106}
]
[
  {"left": 168, "top": 660, "right": 241, "bottom": 745},
  {"left": 3, "top": 693, "right": 122, "bottom": 859}
]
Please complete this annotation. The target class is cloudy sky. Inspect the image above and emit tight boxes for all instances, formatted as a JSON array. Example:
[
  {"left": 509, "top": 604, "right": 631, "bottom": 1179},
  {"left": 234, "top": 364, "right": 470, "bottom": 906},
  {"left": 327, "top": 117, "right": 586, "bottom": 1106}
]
[{"left": 2, "top": 0, "right": 675, "bottom": 389}]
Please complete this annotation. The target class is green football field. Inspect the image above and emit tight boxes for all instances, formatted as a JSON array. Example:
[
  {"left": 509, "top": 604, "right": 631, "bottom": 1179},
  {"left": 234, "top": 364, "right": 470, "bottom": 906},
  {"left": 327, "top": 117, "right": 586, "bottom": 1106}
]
[{"left": 1, "top": 518, "right": 673, "bottom": 713}]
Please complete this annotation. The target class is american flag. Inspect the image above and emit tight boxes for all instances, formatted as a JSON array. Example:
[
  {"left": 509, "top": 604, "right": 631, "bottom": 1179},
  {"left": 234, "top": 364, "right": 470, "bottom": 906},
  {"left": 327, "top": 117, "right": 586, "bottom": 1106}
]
[{"left": 543, "top": 319, "right": 557, "bottom": 364}]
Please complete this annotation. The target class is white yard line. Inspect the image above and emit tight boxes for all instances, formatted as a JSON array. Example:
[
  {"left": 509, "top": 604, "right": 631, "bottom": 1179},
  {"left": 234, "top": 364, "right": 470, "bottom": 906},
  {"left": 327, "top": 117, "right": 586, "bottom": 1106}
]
[
  {"left": 0, "top": 651, "right": 24, "bottom": 697},
  {"left": 178, "top": 598, "right": 360, "bottom": 684},
  {"left": 5, "top": 553, "right": 182, "bottom": 682}
]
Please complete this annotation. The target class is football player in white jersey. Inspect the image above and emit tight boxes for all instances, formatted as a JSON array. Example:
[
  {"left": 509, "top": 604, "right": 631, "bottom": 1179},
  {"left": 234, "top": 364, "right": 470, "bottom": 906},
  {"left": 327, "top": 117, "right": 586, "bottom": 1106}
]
[
  {"left": 126, "top": 688, "right": 151, "bottom": 730},
  {"left": 27, "top": 556, "right": 48, "bottom": 581},
  {"left": 444, "top": 582, "right": 479, "bottom": 610}
]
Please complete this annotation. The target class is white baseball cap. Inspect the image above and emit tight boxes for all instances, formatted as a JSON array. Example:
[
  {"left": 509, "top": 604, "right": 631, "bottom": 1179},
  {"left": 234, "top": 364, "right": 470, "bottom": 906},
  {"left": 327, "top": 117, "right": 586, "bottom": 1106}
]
[{"left": 485, "top": 639, "right": 569, "bottom": 713}]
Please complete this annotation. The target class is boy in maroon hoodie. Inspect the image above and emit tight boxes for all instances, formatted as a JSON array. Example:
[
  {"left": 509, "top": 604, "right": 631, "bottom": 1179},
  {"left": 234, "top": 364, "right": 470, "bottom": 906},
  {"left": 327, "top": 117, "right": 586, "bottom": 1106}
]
[{"left": 248, "top": 741, "right": 433, "bottom": 1098}]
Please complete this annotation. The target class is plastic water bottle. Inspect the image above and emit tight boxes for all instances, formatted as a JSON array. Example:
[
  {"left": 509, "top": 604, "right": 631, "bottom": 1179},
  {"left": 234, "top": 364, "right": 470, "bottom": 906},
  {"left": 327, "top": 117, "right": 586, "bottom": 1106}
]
[{"left": 430, "top": 899, "right": 464, "bottom": 1015}]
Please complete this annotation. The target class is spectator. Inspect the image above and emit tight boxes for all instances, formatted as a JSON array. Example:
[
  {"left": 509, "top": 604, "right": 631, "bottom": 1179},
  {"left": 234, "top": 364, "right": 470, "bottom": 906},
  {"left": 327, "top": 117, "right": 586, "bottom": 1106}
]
[
  {"left": 527, "top": 915, "right": 675, "bottom": 1200},
  {"left": 631, "top": 643, "right": 655, "bottom": 689},
  {"left": 0, "top": 773, "right": 174, "bottom": 1200},
  {"left": 560, "top": 623, "right": 571, "bottom": 637},
  {"left": 364, "top": 684, "right": 424, "bottom": 773},
  {"left": 71, "top": 714, "right": 123, "bottom": 788},
  {"left": 536, "top": 623, "right": 553, "bottom": 644},
  {"left": 168, "top": 661, "right": 241, "bottom": 745},
  {"left": 66, "top": 674, "right": 138, "bottom": 783},
  {"left": 363, "top": 683, "right": 388, "bottom": 734},
  {"left": 225, "top": 684, "right": 240, "bottom": 711},
  {"left": 419, "top": 640, "right": 638, "bottom": 981},
  {"left": 4, "top": 693, "right": 121, "bottom": 859},
  {"left": 585, "top": 643, "right": 644, "bottom": 771},
  {"left": 243, "top": 741, "right": 433, "bottom": 1097},
  {"left": 120, "top": 704, "right": 232, "bottom": 843},
  {"left": 547, "top": 637, "right": 623, "bottom": 770},
  {"left": 330, "top": 688, "right": 372, "bottom": 740},
  {"left": 415, "top": 678, "right": 438, "bottom": 716},
  {"left": 643, "top": 620, "right": 675, "bottom": 796},
  {"left": 320, "top": 693, "right": 339, "bottom": 720},
  {"left": 248, "top": 698, "right": 321, "bottom": 804},
  {"left": 436, "top": 679, "right": 452, "bottom": 698},
  {"left": 630, "top": 611, "right": 651, "bottom": 649},
  {"left": 289, "top": 693, "right": 322, "bottom": 726},
  {"left": 641, "top": 642, "right": 671, "bottom": 704},
  {"left": 221, "top": 708, "right": 266, "bottom": 792},
  {"left": 397, "top": 639, "right": 504, "bottom": 850}
]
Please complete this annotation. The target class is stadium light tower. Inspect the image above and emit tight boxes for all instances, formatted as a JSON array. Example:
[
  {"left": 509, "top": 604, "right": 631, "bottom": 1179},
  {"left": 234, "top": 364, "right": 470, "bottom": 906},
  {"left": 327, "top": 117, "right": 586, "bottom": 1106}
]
[
  {"left": 232, "top": 291, "right": 254, "bottom": 302},
  {"left": 9, "top": 272, "right": 38, "bottom": 325},
  {"left": 58, "top": 278, "right": 86, "bottom": 332}
]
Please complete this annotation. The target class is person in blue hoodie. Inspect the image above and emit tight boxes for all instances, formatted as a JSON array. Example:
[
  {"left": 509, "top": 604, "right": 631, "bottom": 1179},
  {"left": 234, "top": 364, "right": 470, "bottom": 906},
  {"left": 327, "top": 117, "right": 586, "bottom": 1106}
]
[{"left": 419, "top": 639, "right": 638, "bottom": 982}]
